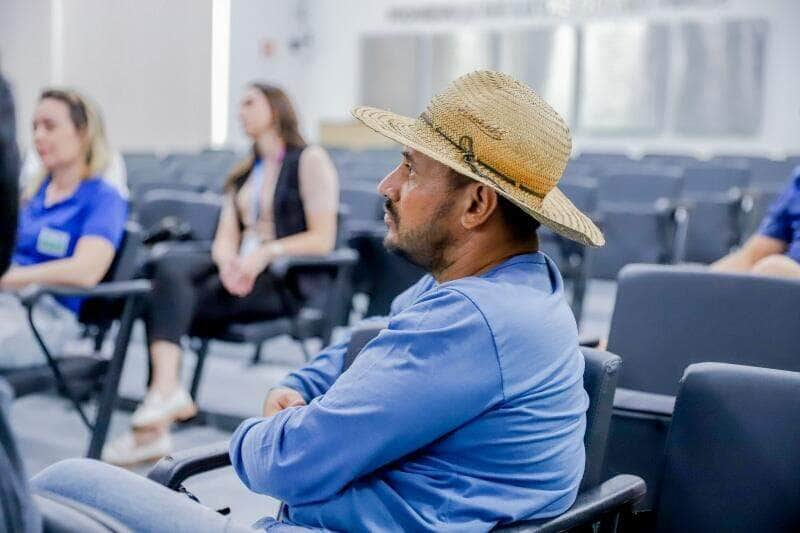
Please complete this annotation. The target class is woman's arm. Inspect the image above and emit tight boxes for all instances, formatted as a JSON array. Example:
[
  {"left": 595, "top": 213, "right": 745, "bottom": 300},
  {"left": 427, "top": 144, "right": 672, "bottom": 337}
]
[
  {"left": 211, "top": 195, "right": 241, "bottom": 269},
  {"left": 0, "top": 236, "right": 115, "bottom": 289},
  {"left": 711, "top": 235, "right": 787, "bottom": 273}
]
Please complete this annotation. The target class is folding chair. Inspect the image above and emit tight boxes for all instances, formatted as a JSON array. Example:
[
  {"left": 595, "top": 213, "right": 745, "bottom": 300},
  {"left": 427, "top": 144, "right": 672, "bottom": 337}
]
[{"left": 0, "top": 223, "right": 150, "bottom": 458}]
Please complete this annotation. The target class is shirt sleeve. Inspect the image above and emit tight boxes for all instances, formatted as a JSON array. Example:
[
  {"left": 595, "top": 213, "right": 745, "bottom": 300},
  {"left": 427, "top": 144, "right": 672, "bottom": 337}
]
[
  {"left": 759, "top": 169, "right": 800, "bottom": 243},
  {"left": 276, "top": 278, "right": 435, "bottom": 401},
  {"left": 80, "top": 185, "right": 128, "bottom": 249},
  {"left": 298, "top": 146, "right": 339, "bottom": 214},
  {"left": 276, "top": 336, "right": 350, "bottom": 402},
  {"left": 229, "top": 288, "right": 503, "bottom": 506}
]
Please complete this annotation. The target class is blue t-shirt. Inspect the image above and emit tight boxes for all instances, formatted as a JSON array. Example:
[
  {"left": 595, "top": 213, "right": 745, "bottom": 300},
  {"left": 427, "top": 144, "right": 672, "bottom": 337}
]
[
  {"left": 230, "top": 253, "right": 588, "bottom": 531},
  {"left": 759, "top": 166, "right": 800, "bottom": 263},
  {"left": 13, "top": 177, "right": 128, "bottom": 312}
]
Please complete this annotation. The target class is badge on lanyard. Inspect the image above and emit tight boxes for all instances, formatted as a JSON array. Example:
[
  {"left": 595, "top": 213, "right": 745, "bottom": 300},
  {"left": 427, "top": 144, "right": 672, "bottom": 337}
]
[{"left": 36, "top": 227, "right": 71, "bottom": 257}]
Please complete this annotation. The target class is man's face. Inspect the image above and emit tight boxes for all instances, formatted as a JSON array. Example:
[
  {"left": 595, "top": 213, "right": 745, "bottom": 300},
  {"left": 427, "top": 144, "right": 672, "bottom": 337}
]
[{"left": 377, "top": 147, "right": 463, "bottom": 272}]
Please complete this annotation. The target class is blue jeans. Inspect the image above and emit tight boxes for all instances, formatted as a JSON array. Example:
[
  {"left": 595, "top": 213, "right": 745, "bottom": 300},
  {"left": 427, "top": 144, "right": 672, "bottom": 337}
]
[{"left": 31, "top": 458, "right": 260, "bottom": 532}]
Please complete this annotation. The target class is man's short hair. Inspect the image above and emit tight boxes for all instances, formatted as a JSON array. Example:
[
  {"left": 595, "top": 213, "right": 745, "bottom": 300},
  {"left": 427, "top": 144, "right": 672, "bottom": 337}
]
[{"left": 448, "top": 170, "right": 540, "bottom": 244}]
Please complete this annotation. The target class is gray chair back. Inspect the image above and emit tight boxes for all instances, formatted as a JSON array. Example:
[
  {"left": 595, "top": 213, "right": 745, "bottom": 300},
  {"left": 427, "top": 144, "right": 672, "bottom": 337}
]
[
  {"left": 655, "top": 363, "right": 800, "bottom": 532},
  {"left": 608, "top": 264, "right": 800, "bottom": 395},
  {"left": 137, "top": 189, "right": 222, "bottom": 242},
  {"left": 681, "top": 165, "right": 749, "bottom": 197},
  {"left": 597, "top": 173, "right": 683, "bottom": 207}
]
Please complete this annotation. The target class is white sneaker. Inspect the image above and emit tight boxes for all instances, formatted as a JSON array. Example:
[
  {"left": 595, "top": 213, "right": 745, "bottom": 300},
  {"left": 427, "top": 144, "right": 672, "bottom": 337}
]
[
  {"left": 130, "top": 388, "right": 197, "bottom": 429},
  {"left": 102, "top": 430, "right": 172, "bottom": 466}
]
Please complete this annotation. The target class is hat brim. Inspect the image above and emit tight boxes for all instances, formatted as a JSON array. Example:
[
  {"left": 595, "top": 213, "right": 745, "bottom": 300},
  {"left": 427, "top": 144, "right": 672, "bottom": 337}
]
[{"left": 352, "top": 106, "right": 605, "bottom": 247}]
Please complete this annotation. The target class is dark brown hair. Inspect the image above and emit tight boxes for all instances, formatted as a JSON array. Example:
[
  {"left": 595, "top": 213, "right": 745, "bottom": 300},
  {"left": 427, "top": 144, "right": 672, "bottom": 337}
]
[{"left": 224, "top": 83, "right": 306, "bottom": 193}]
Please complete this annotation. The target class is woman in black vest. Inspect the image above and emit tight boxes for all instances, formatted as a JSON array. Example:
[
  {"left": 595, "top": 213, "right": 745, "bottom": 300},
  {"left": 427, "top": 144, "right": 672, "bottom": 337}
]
[{"left": 104, "top": 83, "right": 339, "bottom": 464}]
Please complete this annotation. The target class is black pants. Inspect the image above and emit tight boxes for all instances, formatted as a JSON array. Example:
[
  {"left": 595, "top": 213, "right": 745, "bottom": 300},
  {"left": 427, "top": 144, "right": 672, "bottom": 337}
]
[{"left": 145, "top": 251, "right": 285, "bottom": 345}]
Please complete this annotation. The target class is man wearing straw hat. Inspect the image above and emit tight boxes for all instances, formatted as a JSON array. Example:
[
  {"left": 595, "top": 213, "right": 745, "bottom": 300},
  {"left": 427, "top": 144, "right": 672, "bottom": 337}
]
[{"left": 31, "top": 71, "right": 605, "bottom": 531}]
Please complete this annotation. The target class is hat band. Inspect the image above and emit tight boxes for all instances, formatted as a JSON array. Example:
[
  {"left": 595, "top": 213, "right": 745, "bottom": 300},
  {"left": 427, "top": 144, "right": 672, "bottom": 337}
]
[{"left": 420, "top": 112, "right": 543, "bottom": 199}]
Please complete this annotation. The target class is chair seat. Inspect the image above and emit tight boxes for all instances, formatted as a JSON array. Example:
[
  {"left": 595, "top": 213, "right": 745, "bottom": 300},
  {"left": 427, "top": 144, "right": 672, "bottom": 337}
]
[
  {"left": 0, "top": 357, "right": 108, "bottom": 398},
  {"left": 211, "top": 308, "right": 325, "bottom": 344}
]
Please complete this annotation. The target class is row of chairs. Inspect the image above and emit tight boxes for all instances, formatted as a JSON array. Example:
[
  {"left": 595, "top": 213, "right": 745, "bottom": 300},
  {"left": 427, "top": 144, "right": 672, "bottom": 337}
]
[{"left": 593, "top": 264, "right": 800, "bottom": 512}]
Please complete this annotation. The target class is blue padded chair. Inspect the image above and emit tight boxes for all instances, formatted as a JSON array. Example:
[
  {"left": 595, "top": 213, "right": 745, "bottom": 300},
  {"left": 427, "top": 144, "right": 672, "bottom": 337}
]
[
  {"left": 136, "top": 189, "right": 222, "bottom": 244},
  {"left": 122, "top": 152, "right": 164, "bottom": 191},
  {"left": 644, "top": 363, "right": 800, "bottom": 532},
  {"left": 680, "top": 165, "right": 751, "bottom": 263},
  {"left": 589, "top": 172, "right": 687, "bottom": 279},
  {"left": 602, "top": 264, "right": 800, "bottom": 509}
]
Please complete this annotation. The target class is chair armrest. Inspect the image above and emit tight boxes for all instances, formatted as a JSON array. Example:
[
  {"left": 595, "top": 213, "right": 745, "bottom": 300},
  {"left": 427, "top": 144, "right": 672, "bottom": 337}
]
[
  {"left": 271, "top": 248, "right": 359, "bottom": 279},
  {"left": 18, "top": 280, "right": 152, "bottom": 308},
  {"left": 495, "top": 474, "right": 646, "bottom": 532},
  {"left": 148, "top": 240, "right": 214, "bottom": 259},
  {"left": 147, "top": 440, "right": 232, "bottom": 490},
  {"left": 613, "top": 387, "right": 675, "bottom": 417}
]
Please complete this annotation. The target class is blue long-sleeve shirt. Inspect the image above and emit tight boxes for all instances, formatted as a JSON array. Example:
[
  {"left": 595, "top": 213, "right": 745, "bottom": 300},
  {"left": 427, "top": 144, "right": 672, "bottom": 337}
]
[{"left": 230, "top": 252, "right": 588, "bottom": 531}]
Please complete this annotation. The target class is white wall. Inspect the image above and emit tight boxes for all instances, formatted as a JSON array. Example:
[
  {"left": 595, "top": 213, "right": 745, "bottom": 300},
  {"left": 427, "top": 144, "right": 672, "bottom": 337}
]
[
  {"left": 1, "top": 0, "right": 212, "bottom": 152},
  {"left": 0, "top": 0, "right": 53, "bottom": 149},
  {"left": 301, "top": 0, "right": 800, "bottom": 157},
  {"left": 3, "top": 0, "right": 798, "bottom": 155},
  {"left": 226, "top": 0, "right": 315, "bottom": 150}
]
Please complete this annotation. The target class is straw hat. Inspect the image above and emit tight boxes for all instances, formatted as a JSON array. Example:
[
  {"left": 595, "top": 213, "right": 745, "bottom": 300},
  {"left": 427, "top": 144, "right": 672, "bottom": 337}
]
[{"left": 352, "top": 70, "right": 604, "bottom": 247}]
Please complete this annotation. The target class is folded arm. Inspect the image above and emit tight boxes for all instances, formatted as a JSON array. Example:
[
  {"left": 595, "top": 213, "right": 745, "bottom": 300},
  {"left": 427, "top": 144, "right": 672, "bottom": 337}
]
[{"left": 230, "top": 289, "right": 501, "bottom": 506}]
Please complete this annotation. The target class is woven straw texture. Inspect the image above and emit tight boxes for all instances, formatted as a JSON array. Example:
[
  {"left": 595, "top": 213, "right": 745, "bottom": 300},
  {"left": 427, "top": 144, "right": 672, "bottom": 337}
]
[{"left": 352, "top": 70, "right": 604, "bottom": 247}]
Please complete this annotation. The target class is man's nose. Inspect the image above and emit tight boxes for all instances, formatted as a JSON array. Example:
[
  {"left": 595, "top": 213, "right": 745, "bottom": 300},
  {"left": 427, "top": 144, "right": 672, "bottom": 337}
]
[{"left": 378, "top": 165, "right": 402, "bottom": 203}]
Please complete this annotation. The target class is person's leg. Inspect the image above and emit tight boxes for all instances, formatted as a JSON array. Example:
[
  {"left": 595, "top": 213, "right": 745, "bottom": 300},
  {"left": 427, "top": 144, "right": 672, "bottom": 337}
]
[
  {"left": 190, "top": 270, "right": 286, "bottom": 334},
  {"left": 146, "top": 252, "right": 217, "bottom": 397},
  {"left": 31, "top": 458, "right": 254, "bottom": 532},
  {"left": 751, "top": 254, "right": 800, "bottom": 279}
]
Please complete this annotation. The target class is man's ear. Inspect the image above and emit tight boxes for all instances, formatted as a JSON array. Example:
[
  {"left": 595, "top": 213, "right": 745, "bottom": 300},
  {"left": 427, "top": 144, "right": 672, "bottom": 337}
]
[{"left": 460, "top": 183, "right": 498, "bottom": 230}]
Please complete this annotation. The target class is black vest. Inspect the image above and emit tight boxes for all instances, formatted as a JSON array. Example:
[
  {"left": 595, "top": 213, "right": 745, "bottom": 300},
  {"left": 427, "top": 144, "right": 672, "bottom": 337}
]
[
  {"left": 272, "top": 147, "right": 307, "bottom": 239},
  {"left": 236, "top": 146, "right": 328, "bottom": 304}
]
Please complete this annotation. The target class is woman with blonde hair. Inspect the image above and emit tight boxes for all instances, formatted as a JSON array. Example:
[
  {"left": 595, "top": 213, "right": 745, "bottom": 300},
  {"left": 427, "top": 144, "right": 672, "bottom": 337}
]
[{"left": 0, "top": 88, "right": 127, "bottom": 366}]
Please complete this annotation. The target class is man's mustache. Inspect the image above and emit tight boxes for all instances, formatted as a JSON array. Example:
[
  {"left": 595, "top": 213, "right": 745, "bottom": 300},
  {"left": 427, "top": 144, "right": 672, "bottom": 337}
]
[{"left": 384, "top": 200, "right": 398, "bottom": 222}]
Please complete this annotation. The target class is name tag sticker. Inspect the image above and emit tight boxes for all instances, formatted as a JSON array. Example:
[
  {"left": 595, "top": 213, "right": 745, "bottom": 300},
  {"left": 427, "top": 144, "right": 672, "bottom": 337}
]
[{"left": 36, "top": 227, "right": 71, "bottom": 257}]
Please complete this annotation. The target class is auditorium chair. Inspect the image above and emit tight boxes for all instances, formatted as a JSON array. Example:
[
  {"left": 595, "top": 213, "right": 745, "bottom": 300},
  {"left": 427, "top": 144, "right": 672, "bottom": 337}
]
[
  {"left": 0, "top": 223, "right": 150, "bottom": 459},
  {"left": 136, "top": 188, "right": 222, "bottom": 244},
  {"left": 679, "top": 165, "right": 750, "bottom": 263},
  {"left": 148, "top": 323, "right": 646, "bottom": 532},
  {"left": 588, "top": 171, "right": 687, "bottom": 280},
  {"left": 632, "top": 363, "right": 800, "bottom": 532},
  {"left": 602, "top": 264, "right": 800, "bottom": 508}
]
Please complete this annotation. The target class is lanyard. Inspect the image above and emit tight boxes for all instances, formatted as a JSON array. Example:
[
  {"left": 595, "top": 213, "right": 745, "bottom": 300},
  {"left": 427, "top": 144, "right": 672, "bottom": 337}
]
[{"left": 249, "top": 149, "right": 285, "bottom": 225}]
